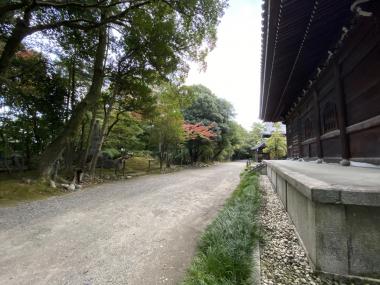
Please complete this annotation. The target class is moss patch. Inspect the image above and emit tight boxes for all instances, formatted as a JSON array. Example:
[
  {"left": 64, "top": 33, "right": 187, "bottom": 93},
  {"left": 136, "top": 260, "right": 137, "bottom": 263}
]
[{"left": 0, "top": 177, "right": 62, "bottom": 207}]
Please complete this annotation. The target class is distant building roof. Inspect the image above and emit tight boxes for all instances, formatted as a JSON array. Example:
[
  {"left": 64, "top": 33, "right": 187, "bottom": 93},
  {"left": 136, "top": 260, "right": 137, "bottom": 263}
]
[{"left": 251, "top": 141, "right": 266, "bottom": 151}]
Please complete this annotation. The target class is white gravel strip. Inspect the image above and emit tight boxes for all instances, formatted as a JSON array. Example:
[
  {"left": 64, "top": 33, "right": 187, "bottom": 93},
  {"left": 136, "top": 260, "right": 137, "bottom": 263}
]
[{"left": 259, "top": 175, "right": 337, "bottom": 285}]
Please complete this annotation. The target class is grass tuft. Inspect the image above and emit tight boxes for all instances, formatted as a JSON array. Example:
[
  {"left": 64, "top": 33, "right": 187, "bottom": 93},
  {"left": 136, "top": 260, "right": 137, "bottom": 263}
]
[{"left": 182, "top": 171, "right": 261, "bottom": 285}]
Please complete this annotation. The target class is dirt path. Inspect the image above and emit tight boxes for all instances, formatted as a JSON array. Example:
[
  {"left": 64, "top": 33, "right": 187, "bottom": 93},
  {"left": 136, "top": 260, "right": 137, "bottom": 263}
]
[{"left": 0, "top": 162, "right": 245, "bottom": 285}]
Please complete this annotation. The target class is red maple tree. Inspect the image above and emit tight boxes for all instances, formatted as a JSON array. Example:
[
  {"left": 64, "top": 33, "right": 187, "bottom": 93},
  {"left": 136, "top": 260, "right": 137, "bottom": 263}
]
[{"left": 183, "top": 123, "right": 216, "bottom": 140}]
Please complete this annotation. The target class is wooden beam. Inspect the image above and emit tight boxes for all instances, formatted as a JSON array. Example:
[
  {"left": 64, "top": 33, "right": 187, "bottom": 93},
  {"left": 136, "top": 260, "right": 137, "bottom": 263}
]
[
  {"left": 320, "top": 129, "right": 341, "bottom": 140},
  {"left": 333, "top": 62, "right": 350, "bottom": 165},
  {"left": 312, "top": 90, "right": 323, "bottom": 158},
  {"left": 301, "top": 137, "right": 316, "bottom": 145},
  {"left": 346, "top": 115, "right": 380, "bottom": 134}
]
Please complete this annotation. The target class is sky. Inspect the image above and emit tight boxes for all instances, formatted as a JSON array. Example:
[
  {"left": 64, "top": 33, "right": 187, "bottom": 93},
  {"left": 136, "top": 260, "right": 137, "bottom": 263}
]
[{"left": 186, "top": 0, "right": 262, "bottom": 130}]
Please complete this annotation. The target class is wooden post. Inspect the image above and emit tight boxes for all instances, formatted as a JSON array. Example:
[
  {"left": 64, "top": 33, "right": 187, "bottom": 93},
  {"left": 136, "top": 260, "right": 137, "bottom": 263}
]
[
  {"left": 296, "top": 114, "right": 303, "bottom": 158},
  {"left": 333, "top": 62, "right": 350, "bottom": 166},
  {"left": 313, "top": 90, "right": 323, "bottom": 159}
]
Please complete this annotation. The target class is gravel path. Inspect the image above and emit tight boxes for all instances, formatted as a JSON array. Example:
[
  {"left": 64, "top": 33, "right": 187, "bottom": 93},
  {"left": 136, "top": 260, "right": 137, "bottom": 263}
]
[
  {"left": 0, "top": 162, "right": 244, "bottom": 285},
  {"left": 259, "top": 175, "right": 337, "bottom": 285}
]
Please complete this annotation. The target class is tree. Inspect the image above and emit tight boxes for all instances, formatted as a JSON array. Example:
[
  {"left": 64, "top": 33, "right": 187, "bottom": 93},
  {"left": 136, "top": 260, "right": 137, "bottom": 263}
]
[
  {"left": 103, "top": 112, "right": 147, "bottom": 156},
  {"left": 38, "top": 15, "right": 108, "bottom": 178},
  {"left": 87, "top": 53, "right": 157, "bottom": 175},
  {"left": 150, "top": 84, "right": 186, "bottom": 169},
  {"left": 0, "top": 1, "right": 156, "bottom": 75},
  {"left": 33, "top": 0, "right": 227, "bottom": 179},
  {"left": 183, "top": 122, "right": 216, "bottom": 163},
  {"left": 228, "top": 122, "right": 251, "bottom": 160},
  {"left": 183, "top": 84, "right": 235, "bottom": 161},
  {"left": 0, "top": 50, "right": 67, "bottom": 167},
  {"left": 0, "top": 0, "right": 227, "bottom": 75},
  {"left": 248, "top": 122, "right": 265, "bottom": 147},
  {"left": 263, "top": 122, "right": 287, "bottom": 159}
]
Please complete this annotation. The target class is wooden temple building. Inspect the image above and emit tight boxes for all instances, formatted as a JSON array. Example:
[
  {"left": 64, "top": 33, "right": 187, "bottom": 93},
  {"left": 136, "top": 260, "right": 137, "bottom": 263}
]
[
  {"left": 260, "top": 0, "right": 380, "bottom": 281},
  {"left": 260, "top": 0, "right": 380, "bottom": 165}
]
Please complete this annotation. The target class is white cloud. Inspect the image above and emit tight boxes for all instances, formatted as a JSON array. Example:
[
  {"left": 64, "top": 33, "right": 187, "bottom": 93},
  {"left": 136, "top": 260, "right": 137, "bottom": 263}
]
[{"left": 186, "top": 0, "right": 262, "bottom": 130}]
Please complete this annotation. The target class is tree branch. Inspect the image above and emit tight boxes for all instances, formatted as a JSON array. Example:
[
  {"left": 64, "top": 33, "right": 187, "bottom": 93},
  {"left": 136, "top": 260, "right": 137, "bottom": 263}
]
[
  {"left": 105, "top": 110, "right": 124, "bottom": 137},
  {"left": 27, "top": 0, "right": 152, "bottom": 33},
  {"left": 0, "top": 2, "right": 29, "bottom": 19}
]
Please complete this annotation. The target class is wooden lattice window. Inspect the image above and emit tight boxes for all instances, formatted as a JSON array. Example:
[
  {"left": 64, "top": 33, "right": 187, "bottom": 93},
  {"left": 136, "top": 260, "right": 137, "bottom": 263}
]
[
  {"left": 323, "top": 102, "right": 338, "bottom": 133},
  {"left": 304, "top": 118, "right": 312, "bottom": 139}
]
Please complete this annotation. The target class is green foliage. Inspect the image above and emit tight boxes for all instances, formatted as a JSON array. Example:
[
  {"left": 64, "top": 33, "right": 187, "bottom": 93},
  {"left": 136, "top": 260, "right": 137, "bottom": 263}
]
[
  {"left": 0, "top": 51, "right": 67, "bottom": 165},
  {"left": 102, "top": 148, "right": 121, "bottom": 159},
  {"left": 0, "top": 0, "right": 230, "bottom": 178},
  {"left": 263, "top": 122, "right": 287, "bottom": 159},
  {"left": 103, "top": 112, "right": 147, "bottom": 152},
  {"left": 149, "top": 84, "right": 186, "bottom": 167},
  {"left": 248, "top": 122, "right": 265, "bottom": 147},
  {"left": 183, "top": 84, "right": 238, "bottom": 162},
  {"left": 182, "top": 171, "right": 261, "bottom": 285},
  {"left": 229, "top": 122, "right": 251, "bottom": 160},
  {"left": 184, "top": 85, "right": 234, "bottom": 125}
]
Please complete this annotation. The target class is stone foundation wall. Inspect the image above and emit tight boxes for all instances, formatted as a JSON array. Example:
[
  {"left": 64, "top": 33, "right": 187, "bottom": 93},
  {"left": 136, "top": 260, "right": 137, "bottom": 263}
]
[{"left": 267, "top": 164, "right": 380, "bottom": 280}]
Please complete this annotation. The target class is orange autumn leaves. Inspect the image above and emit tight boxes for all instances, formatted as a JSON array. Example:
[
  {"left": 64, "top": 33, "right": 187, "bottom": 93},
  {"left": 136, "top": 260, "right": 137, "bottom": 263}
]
[{"left": 183, "top": 123, "right": 216, "bottom": 141}]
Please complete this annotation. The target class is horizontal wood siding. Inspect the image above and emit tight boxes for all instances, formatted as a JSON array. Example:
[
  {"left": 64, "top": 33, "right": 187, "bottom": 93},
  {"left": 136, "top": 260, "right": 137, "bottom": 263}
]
[
  {"left": 284, "top": 13, "right": 380, "bottom": 164},
  {"left": 343, "top": 45, "right": 380, "bottom": 125},
  {"left": 349, "top": 126, "right": 380, "bottom": 158},
  {"left": 321, "top": 137, "right": 341, "bottom": 158}
]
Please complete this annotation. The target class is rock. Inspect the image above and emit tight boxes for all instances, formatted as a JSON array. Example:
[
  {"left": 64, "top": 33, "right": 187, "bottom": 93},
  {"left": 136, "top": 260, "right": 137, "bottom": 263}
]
[
  {"left": 126, "top": 175, "right": 132, "bottom": 179},
  {"left": 61, "top": 183, "right": 69, "bottom": 190},
  {"left": 49, "top": 180, "right": 56, "bottom": 188},
  {"left": 75, "top": 184, "right": 82, "bottom": 190},
  {"left": 22, "top": 178, "right": 32, "bottom": 184},
  {"left": 61, "top": 183, "right": 76, "bottom": 191},
  {"left": 259, "top": 175, "right": 335, "bottom": 285}
]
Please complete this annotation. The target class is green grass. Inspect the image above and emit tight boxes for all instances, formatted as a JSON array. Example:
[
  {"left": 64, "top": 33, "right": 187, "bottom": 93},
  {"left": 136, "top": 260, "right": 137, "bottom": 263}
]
[
  {"left": 182, "top": 171, "right": 261, "bottom": 285},
  {"left": 0, "top": 176, "right": 63, "bottom": 207},
  {"left": 0, "top": 156, "right": 161, "bottom": 206},
  {"left": 125, "top": 156, "right": 160, "bottom": 172}
]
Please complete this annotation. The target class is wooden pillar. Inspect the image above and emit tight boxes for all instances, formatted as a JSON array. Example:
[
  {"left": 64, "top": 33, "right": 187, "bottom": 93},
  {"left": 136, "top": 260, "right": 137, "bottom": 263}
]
[
  {"left": 333, "top": 62, "right": 350, "bottom": 165},
  {"left": 296, "top": 113, "right": 303, "bottom": 158},
  {"left": 285, "top": 124, "right": 292, "bottom": 157},
  {"left": 312, "top": 90, "right": 323, "bottom": 159}
]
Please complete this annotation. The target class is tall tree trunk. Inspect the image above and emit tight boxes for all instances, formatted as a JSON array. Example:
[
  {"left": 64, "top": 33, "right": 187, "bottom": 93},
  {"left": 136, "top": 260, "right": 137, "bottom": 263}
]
[
  {"left": 80, "top": 108, "right": 97, "bottom": 169},
  {"left": 79, "top": 118, "right": 86, "bottom": 152},
  {"left": 38, "top": 16, "right": 108, "bottom": 179},
  {"left": 0, "top": 9, "right": 32, "bottom": 75},
  {"left": 63, "top": 140, "right": 75, "bottom": 173},
  {"left": 212, "top": 148, "right": 223, "bottom": 161},
  {"left": 89, "top": 103, "right": 112, "bottom": 176},
  {"left": 70, "top": 56, "right": 76, "bottom": 109},
  {"left": 159, "top": 141, "right": 164, "bottom": 170},
  {"left": 165, "top": 152, "right": 170, "bottom": 168}
]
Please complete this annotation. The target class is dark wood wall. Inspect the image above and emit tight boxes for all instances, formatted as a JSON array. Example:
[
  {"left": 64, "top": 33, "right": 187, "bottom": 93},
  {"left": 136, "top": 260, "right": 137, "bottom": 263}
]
[{"left": 285, "top": 12, "right": 380, "bottom": 164}]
